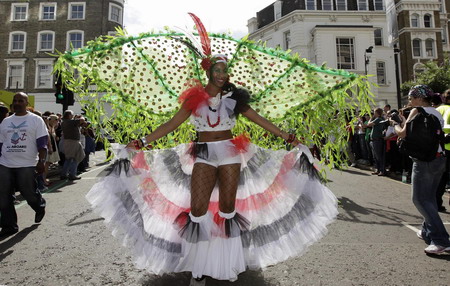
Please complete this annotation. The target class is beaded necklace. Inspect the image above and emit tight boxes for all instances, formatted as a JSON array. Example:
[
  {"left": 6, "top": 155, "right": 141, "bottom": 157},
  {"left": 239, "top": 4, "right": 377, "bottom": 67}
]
[{"left": 207, "top": 93, "right": 221, "bottom": 128}]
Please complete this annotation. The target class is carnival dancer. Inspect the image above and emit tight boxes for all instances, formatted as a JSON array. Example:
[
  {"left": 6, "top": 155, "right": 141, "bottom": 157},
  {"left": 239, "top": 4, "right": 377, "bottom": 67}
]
[
  {"left": 88, "top": 58, "right": 338, "bottom": 286},
  {"left": 85, "top": 14, "right": 340, "bottom": 286}
]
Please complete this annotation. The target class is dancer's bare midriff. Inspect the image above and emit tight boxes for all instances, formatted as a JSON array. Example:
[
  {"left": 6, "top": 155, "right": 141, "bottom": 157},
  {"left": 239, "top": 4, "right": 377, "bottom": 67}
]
[{"left": 198, "top": 130, "right": 233, "bottom": 142}]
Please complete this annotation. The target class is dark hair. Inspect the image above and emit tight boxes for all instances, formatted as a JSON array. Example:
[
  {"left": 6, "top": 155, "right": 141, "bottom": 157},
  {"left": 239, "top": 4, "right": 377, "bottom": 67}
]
[
  {"left": 374, "top": 107, "right": 383, "bottom": 116},
  {"left": 0, "top": 105, "right": 9, "bottom": 114},
  {"left": 430, "top": 94, "right": 442, "bottom": 106}
]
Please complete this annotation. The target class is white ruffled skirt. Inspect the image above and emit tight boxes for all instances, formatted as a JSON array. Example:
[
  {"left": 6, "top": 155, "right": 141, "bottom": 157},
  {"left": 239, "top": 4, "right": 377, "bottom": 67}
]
[{"left": 86, "top": 142, "right": 338, "bottom": 281}]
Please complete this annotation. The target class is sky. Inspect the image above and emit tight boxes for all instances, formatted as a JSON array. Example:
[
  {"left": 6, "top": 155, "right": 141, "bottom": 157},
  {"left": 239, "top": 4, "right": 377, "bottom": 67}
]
[{"left": 123, "top": 0, "right": 277, "bottom": 39}]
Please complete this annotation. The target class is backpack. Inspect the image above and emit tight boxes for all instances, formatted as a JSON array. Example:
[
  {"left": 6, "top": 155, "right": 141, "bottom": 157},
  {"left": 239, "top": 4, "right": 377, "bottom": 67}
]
[{"left": 399, "top": 107, "right": 444, "bottom": 162}]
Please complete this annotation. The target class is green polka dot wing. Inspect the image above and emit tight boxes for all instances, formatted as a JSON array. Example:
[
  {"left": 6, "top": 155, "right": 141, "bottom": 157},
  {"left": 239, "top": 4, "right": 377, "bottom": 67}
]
[{"left": 54, "top": 29, "right": 373, "bottom": 157}]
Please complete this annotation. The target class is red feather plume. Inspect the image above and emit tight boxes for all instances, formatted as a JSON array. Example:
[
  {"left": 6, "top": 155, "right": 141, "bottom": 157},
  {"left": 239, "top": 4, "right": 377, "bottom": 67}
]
[{"left": 188, "top": 13, "right": 211, "bottom": 57}]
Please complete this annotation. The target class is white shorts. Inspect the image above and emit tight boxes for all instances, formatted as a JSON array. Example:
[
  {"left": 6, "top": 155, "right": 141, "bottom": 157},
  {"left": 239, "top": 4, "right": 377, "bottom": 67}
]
[{"left": 194, "top": 139, "right": 241, "bottom": 168}]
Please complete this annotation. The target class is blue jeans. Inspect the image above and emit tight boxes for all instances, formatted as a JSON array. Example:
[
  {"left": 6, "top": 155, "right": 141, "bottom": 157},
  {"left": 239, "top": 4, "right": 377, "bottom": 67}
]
[
  {"left": 61, "top": 158, "right": 77, "bottom": 177},
  {"left": 370, "top": 139, "right": 385, "bottom": 173},
  {"left": 412, "top": 156, "right": 450, "bottom": 246},
  {"left": 0, "top": 165, "right": 46, "bottom": 231}
]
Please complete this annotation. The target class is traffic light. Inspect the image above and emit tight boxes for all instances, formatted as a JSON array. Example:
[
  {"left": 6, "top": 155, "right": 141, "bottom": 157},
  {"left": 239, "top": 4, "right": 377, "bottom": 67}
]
[
  {"left": 54, "top": 73, "right": 75, "bottom": 106},
  {"left": 65, "top": 88, "right": 74, "bottom": 105},
  {"left": 54, "top": 74, "right": 64, "bottom": 104}
]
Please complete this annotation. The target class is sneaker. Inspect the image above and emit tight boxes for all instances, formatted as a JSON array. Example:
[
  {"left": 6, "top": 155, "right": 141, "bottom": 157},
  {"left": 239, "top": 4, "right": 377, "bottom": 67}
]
[
  {"left": 424, "top": 244, "right": 450, "bottom": 254},
  {"left": 68, "top": 175, "right": 81, "bottom": 181},
  {"left": 0, "top": 228, "right": 19, "bottom": 239},
  {"left": 377, "top": 172, "right": 386, "bottom": 177},
  {"left": 189, "top": 277, "right": 206, "bottom": 286},
  {"left": 371, "top": 171, "right": 379, "bottom": 175},
  {"left": 416, "top": 231, "right": 423, "bottom": 240},
  {"left": 35, "top": 208, "right": 46, "bottom": 223},
  {"left": 350, "top": 163, "right": 357, "bottom": 167}
]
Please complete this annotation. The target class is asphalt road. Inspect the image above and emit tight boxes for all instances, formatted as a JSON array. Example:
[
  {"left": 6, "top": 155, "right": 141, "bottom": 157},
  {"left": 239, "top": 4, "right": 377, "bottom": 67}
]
[{"left": 1, "top": 151, "right": 449, "bottom": 286}]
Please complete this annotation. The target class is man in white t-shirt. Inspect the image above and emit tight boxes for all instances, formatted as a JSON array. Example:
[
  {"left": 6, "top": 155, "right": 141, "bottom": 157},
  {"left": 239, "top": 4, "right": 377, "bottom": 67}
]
[{"left": 0, "top": 93, "right": 48, "bottom": 238}]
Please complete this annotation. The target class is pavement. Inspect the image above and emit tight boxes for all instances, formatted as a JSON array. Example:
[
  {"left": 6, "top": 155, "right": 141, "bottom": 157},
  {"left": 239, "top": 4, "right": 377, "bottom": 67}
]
[{"left": 2, "top": 150, "right": 449, "bottom": 285}]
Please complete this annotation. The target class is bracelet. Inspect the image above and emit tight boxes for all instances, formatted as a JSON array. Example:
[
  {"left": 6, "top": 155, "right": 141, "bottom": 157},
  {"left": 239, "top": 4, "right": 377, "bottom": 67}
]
[
  {"left": 141, "top": 136, "right": 148, "bottom": 147},
  {"left": 38, "top": 158, "right": 46, "bottom": 163}
]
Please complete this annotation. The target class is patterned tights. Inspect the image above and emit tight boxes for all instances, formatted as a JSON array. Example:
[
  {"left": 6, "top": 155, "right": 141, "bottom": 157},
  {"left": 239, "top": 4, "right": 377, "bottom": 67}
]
[{"left": 190, "top": 163, "right": 240, "bottom": 217}]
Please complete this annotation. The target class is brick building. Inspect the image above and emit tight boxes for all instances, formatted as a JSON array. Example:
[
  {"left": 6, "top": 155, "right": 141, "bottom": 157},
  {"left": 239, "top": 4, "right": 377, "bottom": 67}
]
[{"left": 0, "top": 0, "right": 124, "bottom": 113}]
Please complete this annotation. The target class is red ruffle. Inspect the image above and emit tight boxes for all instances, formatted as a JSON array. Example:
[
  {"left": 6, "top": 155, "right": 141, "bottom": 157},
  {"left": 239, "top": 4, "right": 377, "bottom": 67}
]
[
  {"left": 230, "top": 134, "right": 251, "bottom": 155},
  {"left": 178, "top": 80, "right": 209, "bottom": 116},
  {"left": 213, "top": 212, "right": 224, "bottom": 225},
  {"left": 131, "top": 151, "right": 150, "bottom": 170}
]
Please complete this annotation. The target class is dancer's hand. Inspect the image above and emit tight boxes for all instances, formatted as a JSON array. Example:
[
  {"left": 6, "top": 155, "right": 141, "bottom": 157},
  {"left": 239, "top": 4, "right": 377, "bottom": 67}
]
[
  {"left": 291, "top": 137, "right": 301, "bottom": 147},
  {"left": 126, "top": 140, "right": 141, "bottom": 150}
]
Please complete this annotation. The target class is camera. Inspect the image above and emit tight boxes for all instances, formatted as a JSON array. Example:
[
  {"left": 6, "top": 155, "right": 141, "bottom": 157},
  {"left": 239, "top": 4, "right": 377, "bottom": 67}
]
[{"left": 389, "top": 112, "right": 402, "bottom": 124}]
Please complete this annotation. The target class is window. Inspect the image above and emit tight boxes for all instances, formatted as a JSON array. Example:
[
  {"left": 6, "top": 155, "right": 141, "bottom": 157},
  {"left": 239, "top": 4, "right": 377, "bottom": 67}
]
[
  {"left": 322, "top": 0, "right": 333, "bottom": 10},
  {"left": 35, "top": 60, "right": 53, "bottom": 89},
  {"left": 274, "top": 0, "right": 282, "bottom": 20},
  {"left": 40, "top": 3, "right": 57, "bottom": 20},
  {"left": 376, "top": 62, "right": 386, "bottom": 85},
  {"left": 109, "top": 3, "right": 123, "bottom": 24},
  {"left": 412, "top": 39, "right": 422, "bottom": 57},
  {"left": 9, "top": 32, "right": 26, "bottom": 52},
  {"left": 443, "top": 28, "right": 448, "bottom": 44},
  {"left": 411, "top": 14, "right": 419, "bottom": 27},
  {"left": 67, "top": 31, "right": 84, "bottom": 50},
  {"left": 425, "top": 39, "right": 434, "bottom": 57},
  {"left": 284, "top": 31, "right": 291, "bottom": 50},
  {"left": 69, "top": 2, "right": 85, "bottom": 20},
  {"left": 336, "top": 0, "right": 347, "bottom": 10},
  {"left": 374, "top": 0, "right": 384, "bottom": 10},
  {"left": 336, "top": 38, "right": 355, "bottom": 70},
  {"left": 374, "top": 28, "right": 383, "bottom": 46},
  {"left": 38, "top": 31, "right": 55, "bottom": 52},
  {"left": 5, "top": 60, "right": 25, "bottom": 89},
  {"left": 358, "top": 0, "right": 368, "bottom": 10},
  {"left": 11, "top": 3, "right": 28, "bottom": 21},
  {"left": 306, "top": 0, "right": 316, "bottom": 10},
  {"left": 424, "top": 14, "right": 432, "bottom": 28}
]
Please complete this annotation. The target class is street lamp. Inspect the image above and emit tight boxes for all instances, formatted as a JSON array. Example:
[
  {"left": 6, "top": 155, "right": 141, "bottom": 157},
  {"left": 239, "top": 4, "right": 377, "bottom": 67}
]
[
  {"left": 364, "top": 46, "right": 373, "bottom": 75},
  {"left": 393, "top": 45, "right": 402, "bottom": 109}
]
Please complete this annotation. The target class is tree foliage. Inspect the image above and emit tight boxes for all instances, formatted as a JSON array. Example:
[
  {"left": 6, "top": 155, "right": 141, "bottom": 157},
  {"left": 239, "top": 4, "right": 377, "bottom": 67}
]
[{"left": 401, "top": 57, "right": 450, "bottom": 94}]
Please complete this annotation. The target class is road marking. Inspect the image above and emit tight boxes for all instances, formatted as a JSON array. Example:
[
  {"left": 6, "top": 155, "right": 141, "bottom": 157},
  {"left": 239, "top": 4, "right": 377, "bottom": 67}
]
[
  {"left": 14, "top": 163, "right": 109, "bottom": 210},
  {"left": 402, "top": 221, "right": 450, "bottom": 234},
  {"left": 401, "top": 222, "right": 421, "bottom": 233}
]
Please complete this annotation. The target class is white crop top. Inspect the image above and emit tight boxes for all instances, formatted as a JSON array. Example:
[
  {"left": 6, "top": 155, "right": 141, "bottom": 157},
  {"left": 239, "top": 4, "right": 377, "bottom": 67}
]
[{"left": 190, "top": 91, "right": 237, "bottom": 132}]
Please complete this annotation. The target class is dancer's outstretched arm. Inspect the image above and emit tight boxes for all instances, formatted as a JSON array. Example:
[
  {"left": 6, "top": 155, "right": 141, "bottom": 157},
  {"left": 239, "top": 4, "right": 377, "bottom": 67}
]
[
  {"left": 242, "top": 107, "right": 300, "bottom": 146},
  {"left": 127, "top": 105, "right": 191, "bottom": 149}
]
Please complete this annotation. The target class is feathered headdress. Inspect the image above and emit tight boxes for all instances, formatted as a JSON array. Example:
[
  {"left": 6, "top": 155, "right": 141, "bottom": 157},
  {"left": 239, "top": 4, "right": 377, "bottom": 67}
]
[{"left": 173, "top": 13, "right": 227, "bottom": 71}]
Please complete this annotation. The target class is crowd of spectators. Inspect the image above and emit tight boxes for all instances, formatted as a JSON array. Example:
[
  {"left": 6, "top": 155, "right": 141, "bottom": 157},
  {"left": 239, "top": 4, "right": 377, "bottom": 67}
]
[{"left": 346, "top": 90, "right": 450, "bottom": 213}]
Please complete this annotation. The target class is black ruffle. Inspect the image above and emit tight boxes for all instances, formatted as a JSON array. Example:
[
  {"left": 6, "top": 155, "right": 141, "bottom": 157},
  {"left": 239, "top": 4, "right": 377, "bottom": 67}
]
[
  {"left": 105, "top": 158, "right": 140, "bottom": 177},
  {"left": 174, "top": 212, "right": 209, "bottom": 243},
  {"left": 295, "top": 153, "right": 326, "bottom": 183},
  {"left": 223, "top": 212, "right": 250, "bottom": 238},
  {"left": 229, "top": 88, "right": 250, "bottom": 115},
  {"left": 187, "top": 142, "right": 209, "bottom": 160}
]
